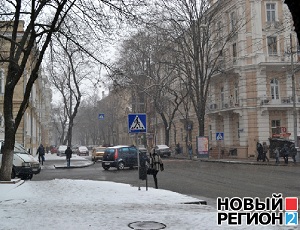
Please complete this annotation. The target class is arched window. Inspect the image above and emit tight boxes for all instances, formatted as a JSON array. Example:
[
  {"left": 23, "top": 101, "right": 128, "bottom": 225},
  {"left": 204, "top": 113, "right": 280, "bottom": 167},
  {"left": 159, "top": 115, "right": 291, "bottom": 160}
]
[{"left": 270, "top": 79, "right": 279, "bottom": 100}]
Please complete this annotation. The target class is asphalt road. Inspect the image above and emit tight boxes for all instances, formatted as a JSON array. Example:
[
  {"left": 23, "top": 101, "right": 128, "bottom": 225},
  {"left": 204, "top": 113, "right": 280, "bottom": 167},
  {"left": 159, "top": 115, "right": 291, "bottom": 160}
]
[{"left": 32, "top": 158, "right": 300, "bottom": 205}]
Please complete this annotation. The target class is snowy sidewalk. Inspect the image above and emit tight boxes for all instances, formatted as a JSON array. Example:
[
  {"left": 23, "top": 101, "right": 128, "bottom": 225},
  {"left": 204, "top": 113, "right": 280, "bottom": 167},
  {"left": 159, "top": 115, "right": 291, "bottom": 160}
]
[{"left": 0, "top": 179, "right": 293, "bottom": 230}]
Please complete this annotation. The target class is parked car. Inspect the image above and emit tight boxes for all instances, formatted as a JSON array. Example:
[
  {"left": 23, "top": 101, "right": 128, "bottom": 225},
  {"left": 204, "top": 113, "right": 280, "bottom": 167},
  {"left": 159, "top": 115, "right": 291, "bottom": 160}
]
[
  {"left": 57, "top": 145, "right": 68, "bottom": 156},
  {"left": 92, "top": 146, "right": 106, "bottom": 162},
  {"left": 0, "top": 140, "right": 41, "bottom": 180},
  {"left": 155, "top": 144, "right": 171, "bottom": 157},
  {"left": 77, "top": 146, "right": 89, "bottom": 156},
  {"left": 50, "top": 146, "right": 57, "bottom": 154},
  {"left": 102, "top": 145, "right": 148, "bottom": 170},
  {"left": 137, "top": 145, "right": 147, "bottom": 154}
]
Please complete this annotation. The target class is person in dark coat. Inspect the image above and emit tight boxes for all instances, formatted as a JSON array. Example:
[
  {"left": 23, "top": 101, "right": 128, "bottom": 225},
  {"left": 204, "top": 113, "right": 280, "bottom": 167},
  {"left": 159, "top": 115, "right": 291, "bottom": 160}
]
[
  {"left": 65, "top": 146, "right": 72, "bottom": 167},
  {"left": 175, "top": 143, "right": 181, "bottom": 154},
  {"left": 281, "top": 144, "right": 289, "bottom": 164},
  {"left": 262, "top": 142, "right": 269, "bottom": 162},
  {"left": 36, "top": 144, "right": 45, "bottom": 165},
  {"left": 256, "top": 142, "right": 263, "bottom": 161},
  {"left": 149, "top": 148, "right": 164, "bottom": 189},
  {"left": 290, "top": 144, "right": 297, "bottom": 163},
  {"left": 274, "top": 147, "right": 280, "bottom": 164}
]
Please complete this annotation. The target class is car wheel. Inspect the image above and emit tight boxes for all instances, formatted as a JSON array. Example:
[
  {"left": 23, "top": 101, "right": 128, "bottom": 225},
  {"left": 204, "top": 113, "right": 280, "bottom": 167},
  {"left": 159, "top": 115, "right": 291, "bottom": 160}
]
[
  {"left": 28, "top": 174, "right": 33, "bottom": 180},
  {"left": 117, "top": 162, "right": 125, "bottom": 170},
  {"left": 103, "top": 166, "right": 110, "bottom": 170}
]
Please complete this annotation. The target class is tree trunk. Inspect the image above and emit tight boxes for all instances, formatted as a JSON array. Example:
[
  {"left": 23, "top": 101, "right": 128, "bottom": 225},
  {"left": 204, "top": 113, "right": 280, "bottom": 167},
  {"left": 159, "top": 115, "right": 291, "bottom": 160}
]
[{"left": 0, "top": 66, "right": 18, "bottom": 181}]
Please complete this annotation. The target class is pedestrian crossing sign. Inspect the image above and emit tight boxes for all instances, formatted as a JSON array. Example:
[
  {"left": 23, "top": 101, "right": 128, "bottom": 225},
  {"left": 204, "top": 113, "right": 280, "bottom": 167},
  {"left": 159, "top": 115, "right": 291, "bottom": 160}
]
[
  {"left": 216, "top": 132, "right": 224, "bottom": 141},
  {"left": 98, "top": 113, "right": 104, "bottom": 120},
  {"left": 128, "top": 114, "right": 147, "bottom": 133}
]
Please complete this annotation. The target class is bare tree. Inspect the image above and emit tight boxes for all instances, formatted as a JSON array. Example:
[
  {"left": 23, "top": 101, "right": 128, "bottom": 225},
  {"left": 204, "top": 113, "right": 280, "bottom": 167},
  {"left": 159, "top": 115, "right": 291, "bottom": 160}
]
[
  {"left": 285, "top": 0, "right": 300, "bottom": 41},
  {"left": 110, "top": 29, "right": 186, "bottom": 146},
  {"left": 0, "top": 0, "right": 146, "bottom": 181},
  {"left": 154, "top": 0, "right": 246, "bottom": 136}
]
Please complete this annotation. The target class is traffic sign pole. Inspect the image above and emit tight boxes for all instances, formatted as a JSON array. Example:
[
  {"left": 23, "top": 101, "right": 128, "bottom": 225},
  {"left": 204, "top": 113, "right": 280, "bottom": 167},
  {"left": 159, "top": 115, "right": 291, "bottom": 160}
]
[{"left": 216, "top": 132, "right": 224, "bottom": 159}]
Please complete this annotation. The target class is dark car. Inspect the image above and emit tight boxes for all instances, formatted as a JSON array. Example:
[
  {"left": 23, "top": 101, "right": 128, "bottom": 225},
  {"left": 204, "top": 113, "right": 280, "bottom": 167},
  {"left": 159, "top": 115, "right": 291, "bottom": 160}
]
[
  {"left": 102, "top": 145, "right": 148, "bottom": 170},
  {"left": 155, "top": 144, "right": 171, "bottom": 157}
]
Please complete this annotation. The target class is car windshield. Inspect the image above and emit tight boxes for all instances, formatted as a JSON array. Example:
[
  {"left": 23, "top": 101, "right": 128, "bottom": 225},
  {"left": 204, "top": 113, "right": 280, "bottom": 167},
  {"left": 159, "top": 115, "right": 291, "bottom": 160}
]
[
  {"left": 96, "top": 147, "right": 106, "bottom": 152},
  {"left": 14, "top": 143, "right": 28, "bottom": 154},
  {"left": 0, "top": 141, "right": 28, "bottom": 154}
]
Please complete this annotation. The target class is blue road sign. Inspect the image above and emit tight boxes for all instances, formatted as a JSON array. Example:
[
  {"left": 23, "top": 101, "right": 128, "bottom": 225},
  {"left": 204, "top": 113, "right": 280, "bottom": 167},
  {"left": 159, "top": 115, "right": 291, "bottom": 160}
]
[
  {"left": 216, "top": 132, "right": 224, "bottom": 141},
  {"left": 98, "top": 113, "right": 104, "bottom": 120},
  {"left": 128, "top": 114, "right": 147, "bottom": 133}
]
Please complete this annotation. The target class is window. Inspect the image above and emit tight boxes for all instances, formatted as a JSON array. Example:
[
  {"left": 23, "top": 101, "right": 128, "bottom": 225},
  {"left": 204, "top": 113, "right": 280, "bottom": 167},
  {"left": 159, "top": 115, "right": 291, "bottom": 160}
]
[
  {"left": 270, "top": 79, "right": 279, "bottom": 100},
  {"left": 230, "top": 11, "right": 236, "bottom": 31},
  {"left": 266, "top": 3, "right": 276, "bottom": 22},
  {"left": 271, "top": 120, "right": 281, "bottom": 137},
  {"left": 0, "top": 69, "right": 4, "bottom": 94},
  {"left": 221, "top": 87, "right": 224, "bottom": 108},
  {"left": 233, "top": 43, "right": 237, "bottom": 63},
  {"left": 234, "top": 82, "right": 239, "bottom": 104},
  {"left": 267, "top": 36, "right": 277, "bottom": 55}
]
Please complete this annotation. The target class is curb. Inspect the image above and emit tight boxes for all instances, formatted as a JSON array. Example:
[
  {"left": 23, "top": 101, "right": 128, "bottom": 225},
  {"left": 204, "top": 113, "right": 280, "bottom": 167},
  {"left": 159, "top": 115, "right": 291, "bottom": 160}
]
[
  {"left": 199, "top": 159, "right": 298, "bottom": 166},
  {"left": 0, "top": 178, "right": 22, "bottom": 184},
  {"left": 54, "top": 161, "right": 94, "bottom": 169}
]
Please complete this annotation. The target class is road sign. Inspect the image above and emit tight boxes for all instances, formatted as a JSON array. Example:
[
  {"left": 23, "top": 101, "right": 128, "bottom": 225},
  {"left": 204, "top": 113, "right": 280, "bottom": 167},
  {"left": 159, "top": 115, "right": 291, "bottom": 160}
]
[
  {"left": 216, "top": 132, "right": 224, "bottom": 141},
  {"left": 128, "top": 114, "right": 147, "bottom": 133},
  {"left": 98, "top": 113, "right": 104, "bottom": 120}
]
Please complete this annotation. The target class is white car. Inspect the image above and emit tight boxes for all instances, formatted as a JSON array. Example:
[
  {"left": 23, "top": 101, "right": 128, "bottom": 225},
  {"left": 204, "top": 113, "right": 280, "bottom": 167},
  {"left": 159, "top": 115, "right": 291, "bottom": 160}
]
[
  {"left": 57, "top": 145, "right": 68, "bottom": 156},
  {"left": 0, "top": 141, "right": 41, "bottom": 180},
  {"left": 155, "top": 145, "right": 171, "bottom": 157}
]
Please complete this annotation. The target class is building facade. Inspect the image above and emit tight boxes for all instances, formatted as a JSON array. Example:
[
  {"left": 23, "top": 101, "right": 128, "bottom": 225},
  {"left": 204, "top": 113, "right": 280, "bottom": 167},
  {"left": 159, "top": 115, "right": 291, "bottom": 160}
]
[
  {"left": 0, "top": 20, "right": 51, "bottom": 155},
  {"left": 149, "top": 0, "right": 299, "bottom": 158}
]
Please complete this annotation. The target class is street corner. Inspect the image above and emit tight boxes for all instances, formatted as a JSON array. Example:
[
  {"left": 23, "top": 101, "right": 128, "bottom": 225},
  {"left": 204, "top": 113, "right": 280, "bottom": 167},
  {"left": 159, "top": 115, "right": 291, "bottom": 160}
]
[
  {"left": 54, "top": 160, "right": 94, "bottom": 169},
  {"left": 0, "top": 178, "right": 25, "bottom": 193},
  {"left": 0, "top": 178, "right": 23, "bottom": 184}
]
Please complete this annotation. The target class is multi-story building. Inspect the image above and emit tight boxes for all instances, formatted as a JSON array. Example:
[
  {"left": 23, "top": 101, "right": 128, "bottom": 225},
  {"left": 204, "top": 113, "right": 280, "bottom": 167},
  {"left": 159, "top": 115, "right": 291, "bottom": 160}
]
[
  {"left": 0, "top": 20, "right": 51, "bottom": 155},
  {"left": 206, "top": 0, "right": 300, "bottom": 158},
  {"left": 149, "top": 0, "right": 299, "bottom": 159}
]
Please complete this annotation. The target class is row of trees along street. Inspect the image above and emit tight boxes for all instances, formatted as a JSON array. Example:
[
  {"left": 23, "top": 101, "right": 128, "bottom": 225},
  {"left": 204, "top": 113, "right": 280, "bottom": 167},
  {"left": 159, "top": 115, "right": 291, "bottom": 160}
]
[
  {"left": 0, "top": 0, "right": 147, "bottom": 181},
  {"left": 1, "top": 0, "right": 300, "bottom": 181}
]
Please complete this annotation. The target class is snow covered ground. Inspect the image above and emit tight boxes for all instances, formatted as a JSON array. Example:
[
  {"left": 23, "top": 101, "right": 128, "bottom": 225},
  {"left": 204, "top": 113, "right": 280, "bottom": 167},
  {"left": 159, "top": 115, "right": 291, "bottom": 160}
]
[{"left": 0, "top": 153, "right": 297, "bottom": 229}]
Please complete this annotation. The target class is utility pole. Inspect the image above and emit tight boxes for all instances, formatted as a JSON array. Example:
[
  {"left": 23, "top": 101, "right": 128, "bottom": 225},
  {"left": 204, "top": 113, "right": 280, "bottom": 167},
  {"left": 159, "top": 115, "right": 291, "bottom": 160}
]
[{"left": 290, "top": 33, "right": 299, "bottom": 161}]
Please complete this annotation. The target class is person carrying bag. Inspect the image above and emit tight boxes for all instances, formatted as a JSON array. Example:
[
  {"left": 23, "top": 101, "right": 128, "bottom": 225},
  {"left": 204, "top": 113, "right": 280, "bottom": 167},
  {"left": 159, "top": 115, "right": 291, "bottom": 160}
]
[{"left": 147, "top": 148, "right": 164, "bottom": 189}]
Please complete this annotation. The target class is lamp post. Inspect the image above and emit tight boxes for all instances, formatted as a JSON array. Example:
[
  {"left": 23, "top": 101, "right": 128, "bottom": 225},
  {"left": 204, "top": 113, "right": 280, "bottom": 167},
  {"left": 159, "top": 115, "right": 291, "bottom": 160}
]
[{"left": 290, "top": 34, "right": 300, "bottom": 161}]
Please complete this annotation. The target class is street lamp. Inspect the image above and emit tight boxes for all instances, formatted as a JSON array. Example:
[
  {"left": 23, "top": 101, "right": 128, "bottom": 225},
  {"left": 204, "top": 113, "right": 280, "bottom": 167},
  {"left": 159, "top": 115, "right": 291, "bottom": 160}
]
[{"left": 290, "top": 33, "right": 300, "bottom": 161}]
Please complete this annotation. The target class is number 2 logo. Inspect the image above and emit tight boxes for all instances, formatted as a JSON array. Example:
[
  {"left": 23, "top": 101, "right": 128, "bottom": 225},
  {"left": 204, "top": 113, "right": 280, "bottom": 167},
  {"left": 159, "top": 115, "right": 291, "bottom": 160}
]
[{"left": 285, "top": 212, "right": 298, "bottom": 225}]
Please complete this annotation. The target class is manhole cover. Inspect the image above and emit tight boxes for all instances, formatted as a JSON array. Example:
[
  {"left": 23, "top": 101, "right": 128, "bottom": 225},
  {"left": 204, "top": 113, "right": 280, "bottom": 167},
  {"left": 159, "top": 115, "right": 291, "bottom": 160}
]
[{"left": 128, "top": 221, "right": 166, "bottom": 230}]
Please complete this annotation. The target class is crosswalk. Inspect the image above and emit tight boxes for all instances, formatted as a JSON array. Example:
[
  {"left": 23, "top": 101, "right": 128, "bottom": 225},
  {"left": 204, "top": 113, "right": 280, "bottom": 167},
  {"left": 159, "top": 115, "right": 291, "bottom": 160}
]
[{"left": 40, "top": 165, "right": 55, "bottom": 170}]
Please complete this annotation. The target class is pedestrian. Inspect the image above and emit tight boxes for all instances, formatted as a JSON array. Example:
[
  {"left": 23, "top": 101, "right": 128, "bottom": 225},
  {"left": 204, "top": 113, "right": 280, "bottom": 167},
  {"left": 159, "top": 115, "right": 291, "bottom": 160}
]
[
  {"left": 148, "top": 148, "right": 164, "bottom": 189},
  {"left": 262, "top": 142, "right": 269, "bottom": 162},
  {"left": 65, "top": 146, "right": 72, "bottom": 167},
  {"left": 281, "top": 144, "right": 289, "bottom": 164},
  {"left": 274, "top": 147, "right": 280, "bottom": 164},
  {"left": 175, "top": 143, "right": 181, "bottom": 154},
  {"left": 290, "top": 144, "right": 297, "bottom": 163},
  {"left": 36, "top": 144, "right": 45, "bottom": 165},
  {"left": 187, "top": 141, "right": 193, "bottom": 160},
  {"left": 256, "top": 142, "right": 263, "bottom": 161}
]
